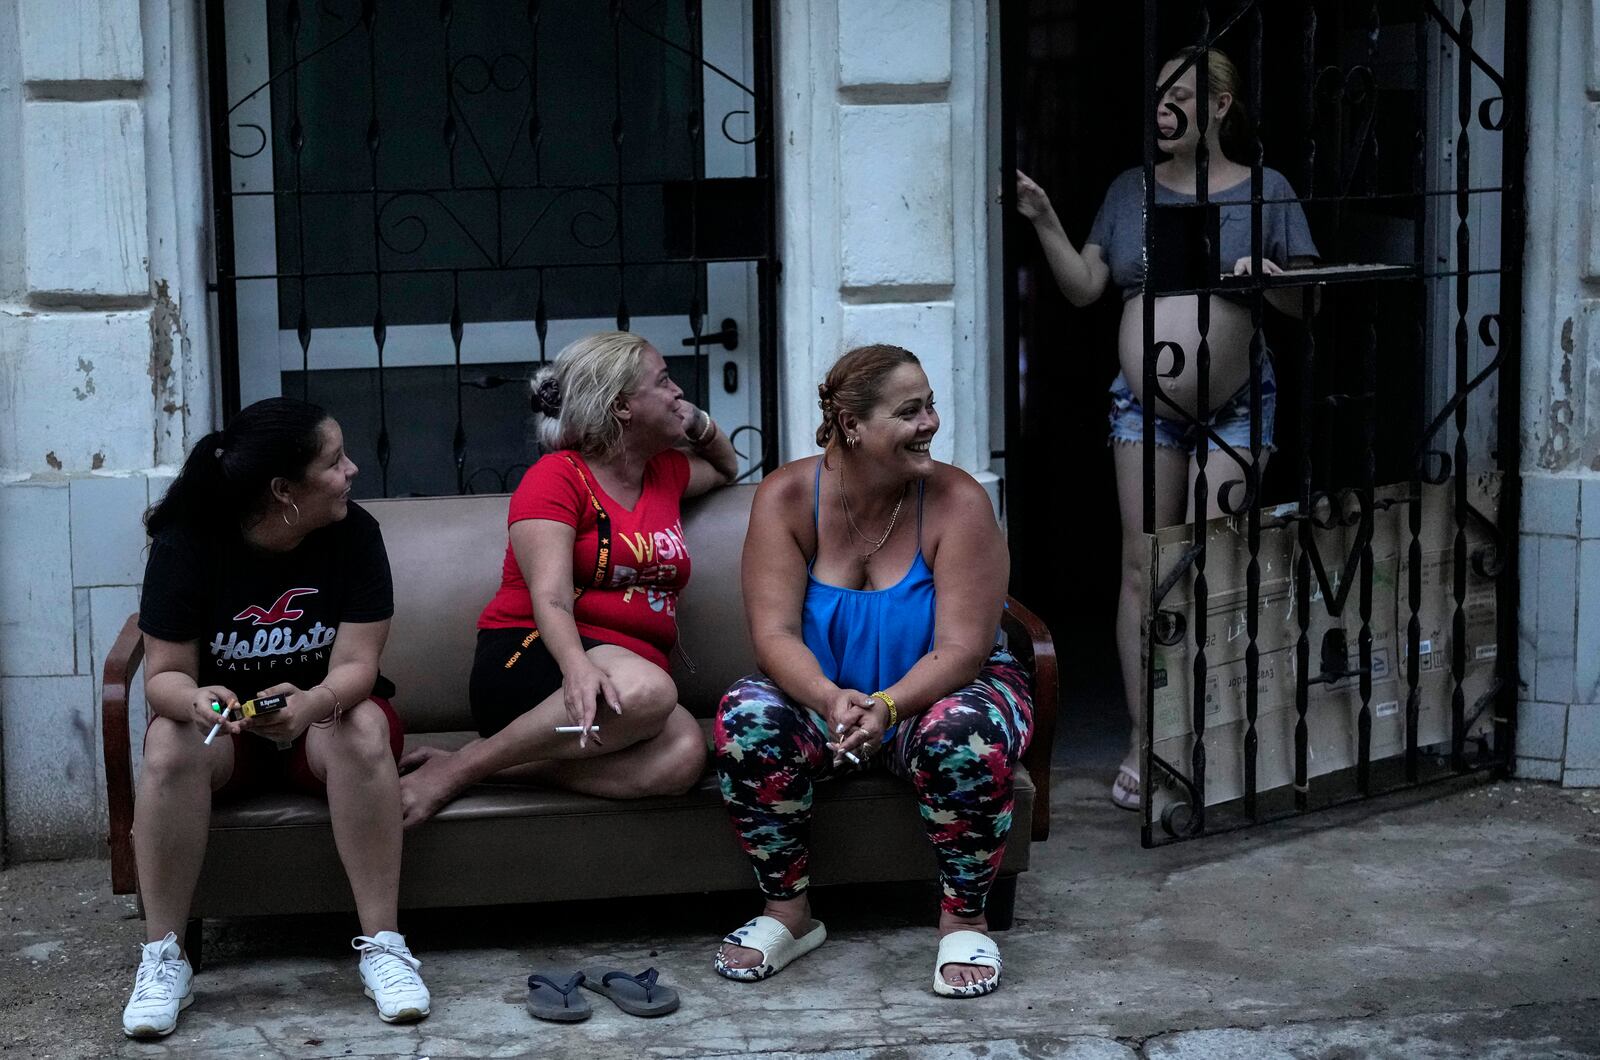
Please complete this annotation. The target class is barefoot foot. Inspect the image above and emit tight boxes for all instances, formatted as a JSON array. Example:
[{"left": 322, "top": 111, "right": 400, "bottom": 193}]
[
  {"left": 398, "top": 744, "right": 453, "bottom": 774},
  {"left": 398, "top": 754, "right": 466, "bottom": 828}
]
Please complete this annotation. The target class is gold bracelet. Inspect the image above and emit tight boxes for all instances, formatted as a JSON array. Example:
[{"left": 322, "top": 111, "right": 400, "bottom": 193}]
[
  {"left": 311, "top": 683, "right": 343, "bottom": 727},
  {"left": 870, "top": 690, "right": 897, "bottom": 730}
]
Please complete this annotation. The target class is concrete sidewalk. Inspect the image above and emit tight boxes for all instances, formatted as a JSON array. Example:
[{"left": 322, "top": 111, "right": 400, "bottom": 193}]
[{"left": 3, "top": 774, "right": 1598, "bottom": 1059}]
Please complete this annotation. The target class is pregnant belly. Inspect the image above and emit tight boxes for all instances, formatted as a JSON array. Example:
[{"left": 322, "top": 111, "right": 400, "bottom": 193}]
[{"left": 1117, "top": 294, "right": 1259, "bottom": 421}]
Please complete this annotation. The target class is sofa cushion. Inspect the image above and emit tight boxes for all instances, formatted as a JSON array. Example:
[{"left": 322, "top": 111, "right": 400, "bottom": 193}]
[
  {"left": 195, "top": 754, "right": 1034, "bottom": 916},
  {"left": 365, "top": 494, "right": 512, "bottom": 734},
  {"left": 212, "top": 720, "right": 1037, "bottom": 829},
  {"left": 210, "top": 756, "right": 1037, "bottom": 830},
  {"left": 665, "top": 486, "right": 759, "bottom": 715},
  {"left": 365, "top": 485, "right": 759, "bottom": 733}
]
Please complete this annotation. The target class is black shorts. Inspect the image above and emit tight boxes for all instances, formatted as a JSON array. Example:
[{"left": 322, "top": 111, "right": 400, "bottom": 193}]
[{"left": 469, "top": 627, "right": 605, "bottom": 737}]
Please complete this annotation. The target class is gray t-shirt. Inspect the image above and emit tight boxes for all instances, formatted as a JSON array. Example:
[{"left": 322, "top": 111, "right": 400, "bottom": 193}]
[{"left": 1087, "top": 166, "right": 1319, "bottom": 300}]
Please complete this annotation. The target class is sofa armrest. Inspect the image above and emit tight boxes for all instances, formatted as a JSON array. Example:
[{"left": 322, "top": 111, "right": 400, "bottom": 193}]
[
  {"left": 1002, "top": 595, "right": 1057, "bottom": 842},
  {"left": 102, "top": 613, "right": 144, "bottom": 895}
]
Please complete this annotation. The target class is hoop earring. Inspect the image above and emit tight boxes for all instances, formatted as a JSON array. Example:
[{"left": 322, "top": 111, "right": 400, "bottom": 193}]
[
  {"left": 282, "top": 501, "right": 301, "bottom": 528},
  {"left": 846, "top": 435, "right": 858, "bottom": 449}
]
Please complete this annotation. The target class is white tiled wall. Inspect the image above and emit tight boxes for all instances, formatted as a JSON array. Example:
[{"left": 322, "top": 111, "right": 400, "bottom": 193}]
[
  {"left": 0, "top": 0, "right": 208, "bottom": 860},
  {"left": 0, "top": 479, "right": 74, "bottom": 677},
  {"left": 70, "top": 475, "right": 151, "bottom": 587},
  {"left": 1514, "top": 473, "right": 1600, "bottom": 787},
  {"left": 0, "top": 675, "right": 96, "bottom": 858},
  {"left": 0, "top": 471, "right": 156, "bottom": 859}
]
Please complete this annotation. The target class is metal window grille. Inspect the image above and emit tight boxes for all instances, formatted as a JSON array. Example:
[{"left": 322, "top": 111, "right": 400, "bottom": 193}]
[
  {"left": 206, "top": 0, "right": 779, "bottom": 497},
  {"left": 1005, "top": 0, "right": 1525, "bottom": 845}
]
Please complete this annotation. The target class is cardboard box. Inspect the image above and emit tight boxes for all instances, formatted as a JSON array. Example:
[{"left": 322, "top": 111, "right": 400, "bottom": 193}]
[
  {"left": 1153, "top": 675, "right": 1407, "bottom": 807},
  {"left": 1401, "top": 553, "right": 1498, "bottom": 676},
  {"left": 1142, "top": 474, "right": 1503, "bottom": 809},
  {"left": 1150, "top": 548, "right": 1400, "bottom": 748},
  {"left": 1394, "top": 474, "right": 1500, "bottom": 753},
  {"left": 1152, "top": 691, "right": 1390, "bottom": 808},
  {"left": 1151, "top": 512, "right": 1296, "bottom": 612},
  {"left": 1146, "top": 505, "right": 1298, "bottom": 749},
  {"left": 1150, "top": 642, "right": 1294, "bottom": 738}
]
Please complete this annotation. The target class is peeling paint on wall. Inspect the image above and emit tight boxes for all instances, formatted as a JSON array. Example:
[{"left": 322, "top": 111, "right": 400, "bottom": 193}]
[
  {"left": 1538, "top": 319, "right": 1578, "bottom": 470},
  {"left": 148, "top": 279, "right": 186, "bottom": 462},
  {"left": 43, "top": 452, "right": 62, "bottom": 470},
  {"left": 71, "top": 357, "right": 95, "bottom": 401},
  {"left": 147, "top": 280, "right": 176, "bottom": 395}
]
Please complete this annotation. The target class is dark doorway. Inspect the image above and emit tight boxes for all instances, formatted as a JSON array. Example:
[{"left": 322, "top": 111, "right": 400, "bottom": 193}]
[{"left": 1003, "top": 2, "right": 1443, "bottom": 775}]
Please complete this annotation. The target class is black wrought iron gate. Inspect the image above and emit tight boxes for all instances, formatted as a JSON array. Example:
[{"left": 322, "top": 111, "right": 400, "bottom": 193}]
[
  {"left": 206, "top": 0, "right": 778, "bottom": 498},
  {"left": 1004, "top": 0, "right": 1525, "bottom": 846}
]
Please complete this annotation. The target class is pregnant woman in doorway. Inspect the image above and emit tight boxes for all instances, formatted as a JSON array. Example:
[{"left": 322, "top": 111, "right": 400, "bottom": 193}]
[{"left": 1016, "top": 45, "right": 1318, "bottom": 810}]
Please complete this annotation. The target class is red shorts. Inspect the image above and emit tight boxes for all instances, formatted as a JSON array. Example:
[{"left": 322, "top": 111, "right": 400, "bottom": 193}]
[{"left": 208, "top": 696, "right": 405, "bottom": 800}]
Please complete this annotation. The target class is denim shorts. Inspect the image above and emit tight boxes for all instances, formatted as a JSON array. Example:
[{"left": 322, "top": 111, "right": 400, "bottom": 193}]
[{"left": 1107, "top": 361, "right": 1277, "bottom": 455}]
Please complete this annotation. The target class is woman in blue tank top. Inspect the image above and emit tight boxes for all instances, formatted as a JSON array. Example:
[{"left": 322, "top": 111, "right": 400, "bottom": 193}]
[{"left": 711, "top": 344, "right": 1034, "bottom": 998}]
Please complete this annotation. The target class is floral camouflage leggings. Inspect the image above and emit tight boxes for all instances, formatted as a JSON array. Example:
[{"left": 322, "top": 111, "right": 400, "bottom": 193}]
[{"left": 713, "top": 648, "right": 1034, "bottom": 918}]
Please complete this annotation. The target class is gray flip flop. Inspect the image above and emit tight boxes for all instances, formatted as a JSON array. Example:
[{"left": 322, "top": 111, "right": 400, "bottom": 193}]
[
  {"left": 526, "top": 971, "right": 591, "bottom": 1022},
  {"left": 578, "top": 966, "right": 680, "bottom": 1017}
]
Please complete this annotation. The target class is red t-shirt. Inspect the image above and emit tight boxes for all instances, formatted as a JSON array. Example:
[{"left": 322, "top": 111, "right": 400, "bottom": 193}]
[{"left": 477, "top": 449, "right": 693, "bottom": 670}]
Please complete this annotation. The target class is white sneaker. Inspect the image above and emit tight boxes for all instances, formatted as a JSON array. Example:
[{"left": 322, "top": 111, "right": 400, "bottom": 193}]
[
  {"left": 353, "top": 931, "right": 430, "bottom": 1023},
  {"left": 121, "top": 932, "right": 194, "bottom": 1038}
]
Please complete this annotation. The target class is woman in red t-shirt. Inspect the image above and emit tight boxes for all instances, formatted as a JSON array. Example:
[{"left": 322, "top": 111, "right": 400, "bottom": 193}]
[{"left": 399, "top": 331, "right": 738, "bottom": 825}]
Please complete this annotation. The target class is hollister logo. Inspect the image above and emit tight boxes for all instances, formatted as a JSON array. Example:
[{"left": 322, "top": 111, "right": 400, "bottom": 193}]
[
  {"left": 209, "top": 623, "right": 337, "bottom": 662},
  {"left": 233, "top": 588, "right": 317, "bottom": 626}
]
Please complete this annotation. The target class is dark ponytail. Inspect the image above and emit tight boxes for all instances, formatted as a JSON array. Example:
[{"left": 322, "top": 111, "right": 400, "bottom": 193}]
[{"left": 145, "top": 397, "right": 329, "bottom": 540}]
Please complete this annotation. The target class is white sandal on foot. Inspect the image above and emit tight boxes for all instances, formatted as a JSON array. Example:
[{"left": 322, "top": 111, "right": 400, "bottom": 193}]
[
  {"left": 713, "top": 915, "right": 827, "bottom": 982},
  {"left": 933, "top": 929, "right": 1002, "bottom": 998},
  {"left": 1111, "top": 765, "right": 1141, "bottom": 810}
]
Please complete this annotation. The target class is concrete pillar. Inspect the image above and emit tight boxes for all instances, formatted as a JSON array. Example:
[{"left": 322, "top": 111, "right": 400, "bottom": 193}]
[
  {"left": 1515, "top": 2, "right": 1600, "bottom": 786},
  {"left": 776, "top": 0, "right": 999, "bottom": 494},
  {"left": 0, "top": 0, "right": 212, "bottom": 859}
]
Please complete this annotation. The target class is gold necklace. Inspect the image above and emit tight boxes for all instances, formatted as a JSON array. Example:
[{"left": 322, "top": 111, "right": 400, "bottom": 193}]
[{"left": 839, "top": 462, "right": 905, "bottom": 561}]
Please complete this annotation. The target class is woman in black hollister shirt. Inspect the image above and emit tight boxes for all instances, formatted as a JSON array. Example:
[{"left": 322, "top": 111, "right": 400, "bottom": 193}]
[{"left": 120, "top": 398, "right": 430, "bottom": 1040}]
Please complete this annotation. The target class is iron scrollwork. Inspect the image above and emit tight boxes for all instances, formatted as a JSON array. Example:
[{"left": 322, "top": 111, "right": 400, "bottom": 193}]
[
  {"left": 1134, "top": 0, "right": 1521, "bottom": 845},
  {"left": 212, "top": 0, "right": 780, "bottom": 497}
]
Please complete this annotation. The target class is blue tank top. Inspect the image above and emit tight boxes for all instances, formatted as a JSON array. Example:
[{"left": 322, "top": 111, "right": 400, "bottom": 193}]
[{"left": 802, "top": 459, "right": 937, "bottom": 698}]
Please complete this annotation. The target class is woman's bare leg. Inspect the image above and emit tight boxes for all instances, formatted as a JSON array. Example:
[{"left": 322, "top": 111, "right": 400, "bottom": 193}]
[
  {"left": 398, "top": 644, "right": 681, "bottom": 825},
  {"left": 402, "top": 708, "right": 705, "bottom": 803},
  {"left": 131, "top": 717, "right": 236, "bottom": 955},
  {"left": 1112, "top": 441, "right": 1191, "bottom": 793},
  {"left": 304, "top": 701, "right": 402, "bottom": 936},
  {"left": 510, "top": 705, "right": 706, "bottom": 798}
]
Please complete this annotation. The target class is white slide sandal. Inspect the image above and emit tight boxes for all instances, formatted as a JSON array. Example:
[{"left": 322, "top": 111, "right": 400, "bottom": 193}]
[
  {"left": 932, "top": 929, "right": 1002, "bottom": 998},
  {"left": 713, "top": 915, "right": 827, "bottom": 982}
]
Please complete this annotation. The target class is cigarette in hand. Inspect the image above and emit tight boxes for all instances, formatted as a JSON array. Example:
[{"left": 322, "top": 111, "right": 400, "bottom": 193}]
[
  {"left": 554, "top": 725, "right": 600, "bottom": 734},
  {"left": 203, "top": 700, "right": 225, "bottom": 746},
  {"left": 843, "top": 751, "right": 861, "bottom": 765}
]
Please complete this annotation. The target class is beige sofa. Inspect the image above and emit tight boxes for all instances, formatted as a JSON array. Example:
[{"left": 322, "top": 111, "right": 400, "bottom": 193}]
[{"left": 102, "top": 486, "right": 1058, "bottom": 964}]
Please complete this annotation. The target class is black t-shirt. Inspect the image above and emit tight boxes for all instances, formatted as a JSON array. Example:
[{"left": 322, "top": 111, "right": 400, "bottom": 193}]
[{"left": 138, "top": 502, "right": 396, "bottom": 699}]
